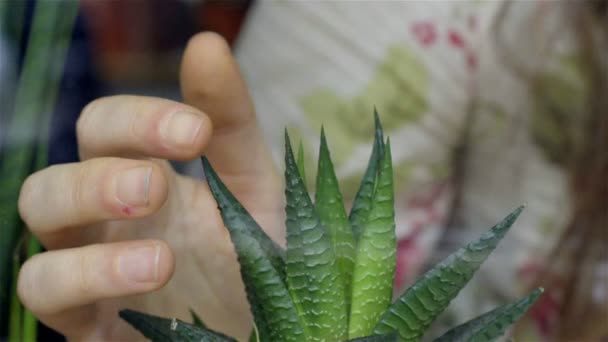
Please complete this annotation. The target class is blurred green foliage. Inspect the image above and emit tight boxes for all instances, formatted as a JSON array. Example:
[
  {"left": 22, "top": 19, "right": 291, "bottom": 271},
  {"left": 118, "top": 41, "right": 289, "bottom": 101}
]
[{"left": 0, "top": 1, "right": 78, "bottom": 339}]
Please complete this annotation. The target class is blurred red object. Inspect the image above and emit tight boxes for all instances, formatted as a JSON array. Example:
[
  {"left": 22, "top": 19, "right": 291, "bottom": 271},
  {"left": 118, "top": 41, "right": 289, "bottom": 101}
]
[{"left": 80, "top": 0, "right": 251, "bottom": 84}]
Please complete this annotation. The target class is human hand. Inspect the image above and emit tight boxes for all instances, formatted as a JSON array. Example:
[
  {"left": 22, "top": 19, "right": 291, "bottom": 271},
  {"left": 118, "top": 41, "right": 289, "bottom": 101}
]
[{"left": 16, "top": 33, "right": 283, "bottom": 341}]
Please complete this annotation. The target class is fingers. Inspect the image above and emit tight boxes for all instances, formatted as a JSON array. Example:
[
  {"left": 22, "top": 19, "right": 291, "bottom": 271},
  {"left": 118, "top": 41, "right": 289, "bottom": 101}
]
[
  {"left": 180, "top": 32, "right": 279, "bottom": 187},
  {"left": 17, "top": 240, "right": 174, "bottom": 333},
  {"left": 77, "top": 95, "right": 213, "bottom": 160},
  {"left": 19, "top": 158, "right": 168, "bottom": 247}
]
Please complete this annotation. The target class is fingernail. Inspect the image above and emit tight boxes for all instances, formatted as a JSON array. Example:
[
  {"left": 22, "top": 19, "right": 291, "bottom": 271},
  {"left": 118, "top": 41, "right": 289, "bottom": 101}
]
[
  {"left": 160, "top": 111, "right": 203, "bottom": 147},
  {"left": 115, "top": 167, "right": 152, "bottom": 207},
  {"left": 118, "top": 244, "right": 160, "bottom": 283}
]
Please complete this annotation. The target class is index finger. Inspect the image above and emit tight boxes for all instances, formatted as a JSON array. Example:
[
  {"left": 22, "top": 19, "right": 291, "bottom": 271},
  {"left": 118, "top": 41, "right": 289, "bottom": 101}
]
[{"left": 77, "top": 95, "right": 213, "bottom": 161}]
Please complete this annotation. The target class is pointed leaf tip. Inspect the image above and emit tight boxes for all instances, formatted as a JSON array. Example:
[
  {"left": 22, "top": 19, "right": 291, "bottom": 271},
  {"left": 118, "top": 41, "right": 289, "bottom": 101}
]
[
  {"left": 349, "top": 112, "right": 386, "bottom": 242},
  {"left": 297, "top": 140, "right": 307, "bottom": 186},
  {"left": 190, "top": 309, "right": 206, "bottom": 328},
  {"left": 489, "top": 205, "right": 525, "bottom": 239},
  {"left": 433, "top": 287, "right": 543, "bottom": 342},
  {"left": 373, "top": 107, "right": 381, "bottom": 127},
  {"left": 284, "top": 129, "right": 292, "bottom": 151},
  {"left": 315, "top": 125, "right": 355, "bottom": 318}
]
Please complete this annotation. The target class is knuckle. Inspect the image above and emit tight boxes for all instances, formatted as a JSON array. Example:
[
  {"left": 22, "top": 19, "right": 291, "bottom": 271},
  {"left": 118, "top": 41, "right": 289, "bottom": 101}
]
[
  {"left": 127, "top": 97, "right": 146, "bottom": 141},
  {"left": 70, "top": 162, "right": 92, "bottom": 219},
  {"left": 76, "top": 251, "right": 95, "bottom": 298}
]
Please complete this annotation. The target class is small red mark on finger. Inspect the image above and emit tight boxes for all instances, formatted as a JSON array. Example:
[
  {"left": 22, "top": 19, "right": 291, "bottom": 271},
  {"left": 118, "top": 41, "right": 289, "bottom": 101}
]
[{"left": 122, "top": 206, "right": 133, "bottom": 216}]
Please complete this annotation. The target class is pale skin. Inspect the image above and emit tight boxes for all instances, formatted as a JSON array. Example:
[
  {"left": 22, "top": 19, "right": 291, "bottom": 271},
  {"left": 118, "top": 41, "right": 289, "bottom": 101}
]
[{"left": 16, "top": 32, "right": 284, "bottom": 341}]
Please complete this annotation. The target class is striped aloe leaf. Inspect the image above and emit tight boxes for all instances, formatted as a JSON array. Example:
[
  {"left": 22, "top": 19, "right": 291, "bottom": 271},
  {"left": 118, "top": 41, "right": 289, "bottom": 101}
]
[
  {"left": 349, "top": 110, "right": 385, "bottom": 243},
  {"left": 373, "top": 206, "right": 525, "bottom": 341},
  {"left": 203, "top": 158, "right": 303, "bottom": 341},
  {"left": 433, "top": 288, "right": 543, "bottom": 342},
  {"left": 284, "top": 130, "right": 348, "bottom": 341},
  {"left": 349, "top": 139, "right": 396, "bottom": 339},
  {"left": 315, "top": 127, "right": 356, "bottom": 308}
]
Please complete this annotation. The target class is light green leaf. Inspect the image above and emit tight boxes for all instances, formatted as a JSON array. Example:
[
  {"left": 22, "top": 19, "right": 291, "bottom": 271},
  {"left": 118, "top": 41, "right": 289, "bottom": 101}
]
[
  {"left": 284, "top": 130, "right": 347, "bottom": 341},
  {"left": 315, "top": 127, "right": 355, "bottom": 309},
  {"left": 248, "top": 323, "right": 260, "bottom": 342},
  {"left": 349, "top": 139, "right": 395, "bottom": 339},
  {"left": 373, "top": 206, "right": 525, "bottom": 341},
  {"left": 119, "top": 309, "right": 236, "bottom": 342},
  {"left": 8, "top": 249, "right": 23, "bottom": 342},
  {"left": 202, "top": 158, "right": 304, "bottom": 342},
  {"left": 433, "top": 288, "right": 543, "bottom": 342},
  {"left": 349, "top": 110, "right": 385, "bottom": 243},
  {"left": 347, "top": 331, "right": 399, "bottom": 341}
]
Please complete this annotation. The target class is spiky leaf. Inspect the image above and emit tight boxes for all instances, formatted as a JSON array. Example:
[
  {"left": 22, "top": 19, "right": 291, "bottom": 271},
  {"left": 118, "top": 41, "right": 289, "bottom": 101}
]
[
  {"left": 190, "top": 309, "right": 206, "bottom": 328},
  {"left": 203, "top": 158, "right": 304, "bottom": 341},
  {"left": 349, "top": 140, "right": 396, "bottom": 338},
  {"left": 315, "top": 128, "right": 355, "bottom": 307},
  {"left": 433, "top": 288, "right": 543, "bottom": 342},
  {"left": 119, "top": 309, "right": 236, "bottom": 342},
  {"left": 202, "top": 157, "right": 285, "bottom": 272},
  {"left": 373, "top": 206, "right": 525, "bottom": 341},
  {"left": 349, "top": 110, "right": 385, "bottom": 242},
  {"left": 297, "top": 140, "right": 307, "bottom": 186},
  {"left": 284, "top": 131, "right": 347, "bottom": 341}
]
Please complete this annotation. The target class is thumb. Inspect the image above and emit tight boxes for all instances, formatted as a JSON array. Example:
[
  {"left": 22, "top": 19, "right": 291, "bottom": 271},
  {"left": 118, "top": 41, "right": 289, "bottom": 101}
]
[
  {"left": 179, "top": 32, "right": 283, "bottom": 233},
  {"left": 180, "top": 32, "right": 278, "bottom": 188}
]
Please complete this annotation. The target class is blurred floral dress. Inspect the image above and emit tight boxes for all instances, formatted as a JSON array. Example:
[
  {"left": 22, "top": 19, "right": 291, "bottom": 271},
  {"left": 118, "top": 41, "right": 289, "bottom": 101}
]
[{"left": 234, "top": 1, "right": 604, "bottom": 340}]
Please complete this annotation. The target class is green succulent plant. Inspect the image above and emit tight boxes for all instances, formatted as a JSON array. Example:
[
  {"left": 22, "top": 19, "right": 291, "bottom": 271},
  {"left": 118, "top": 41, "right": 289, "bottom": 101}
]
[{"left": 119, "top": 112, "right": 542, "bottom": 342}]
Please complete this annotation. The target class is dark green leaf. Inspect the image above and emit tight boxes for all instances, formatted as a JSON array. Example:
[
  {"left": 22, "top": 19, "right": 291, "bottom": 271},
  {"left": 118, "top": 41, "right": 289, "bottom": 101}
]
[
  {"left": 347, "top": 331, "right": 399, "bottom": 341},
  {"left": 349, "top": 110, "right": 385, "bottom": 243},
  {"left": 349, "top": 139, "right": 395, "bottom": 339},
  {"left": 203, "top": 158, "right": 304, "bottom": 341},
  {"left": 373, "top": 206, "right": 525, "bottom": 341},
  {"left": 201, "top": 157, "right": 285, "bottom": 275},
  {"left": 433, "top": 288, "right": 543, "bottom": 342},
  {"left": 8, "top": 250, "right": 23, "bottom": 342},
  {"left": 315, "top": 127, "right": 355, "bottom": 308},
  {"left": 297, "top": 140, "right": 307, "bottom": 187},
  {"left": 119, "top": 309, "right": 236, "bottom": 342},
  {"left": 190, "top": 309, "right": 206, "bottom": 328},
  {"left": 285, "top": 130, "right": 347, "bottom": 341}
]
